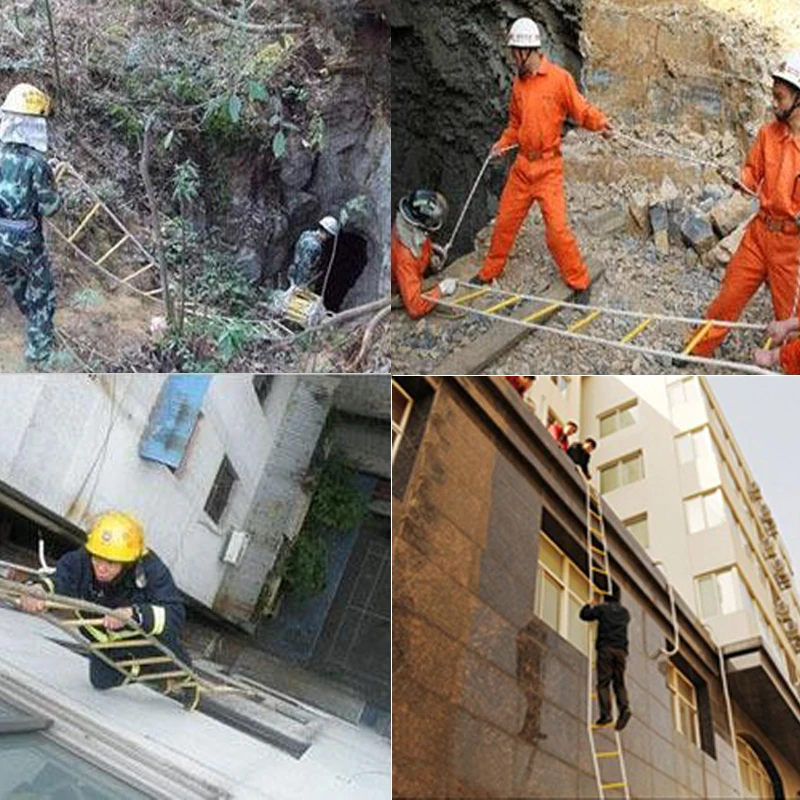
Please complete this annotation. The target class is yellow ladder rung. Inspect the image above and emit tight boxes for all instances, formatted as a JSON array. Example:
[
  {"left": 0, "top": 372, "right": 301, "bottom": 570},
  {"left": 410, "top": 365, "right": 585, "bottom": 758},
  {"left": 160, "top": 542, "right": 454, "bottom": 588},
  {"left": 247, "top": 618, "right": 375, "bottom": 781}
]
[
  {"left": 764, "top": 336, "right": 773, "bottom": 350},
  {"left": 592, "top": 722, "right": 614, "bottom": 729},
  {"left": 61, "top": 617, "right": 107, "bottom": 627},
  {"left": 593, "top": 568, "right": 608, "bottom": 574},
  {"left": 115, "top": 656, "right": 175, "bottom": 668},
  {"left": 522, "top": 302, "right": 562, "bottom": 324},
  {"left": 53, "top": 162, "right": 69, "bottom": 182},
  {"left": 621, "top": 317, "right": 653, "bottom": 344},
  {"left": 485, "top": 294, "right": 522, "bottom": 315},
  {"left": 591, "top": 546, "right": 606, "bottom": 555},
  {"left": 90, "top": 639, "right": 155, "bottom": 649},
  {"left": 602, "top": 782, "right": 627, "bottom": 790},
  {"left": 134, "top": 670, "right": 191, "bottom": 682},
  {"left": 567, "top": 309, "right": 602, "bottom": 333},
  {"left": 67, "top": 202, "right": 102, "bottom": 243},
  {"left": 590, "top": 527, "right": 604, "bottom": 535},
  {"left": 145, "top": 287, "right": 164, "bottom": 296},
  {"left": 682, "top": 320, "right": 714, "bottom": 355},
  {"left": 453, "top": 287, "right": 491, "bottom": 306},
  {"left": 597, "top": 752, "right": 620, "bottom": 758},
  {"left": 95, "top": 234, "right": 130, "bottom": 266},
  {"left": 590, "top": 693, "right": 597, "bottom": 698},
  {"left": 121, "top": 262, "right": 156, "bottom": 284}
]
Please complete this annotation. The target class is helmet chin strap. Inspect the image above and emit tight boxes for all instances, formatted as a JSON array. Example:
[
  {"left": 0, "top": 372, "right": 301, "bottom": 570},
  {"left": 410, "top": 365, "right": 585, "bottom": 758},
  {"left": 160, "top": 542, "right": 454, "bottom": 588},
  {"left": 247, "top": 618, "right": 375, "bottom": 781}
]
[{"left": 777, "top": 88, "right": 800, "bottom": 123}]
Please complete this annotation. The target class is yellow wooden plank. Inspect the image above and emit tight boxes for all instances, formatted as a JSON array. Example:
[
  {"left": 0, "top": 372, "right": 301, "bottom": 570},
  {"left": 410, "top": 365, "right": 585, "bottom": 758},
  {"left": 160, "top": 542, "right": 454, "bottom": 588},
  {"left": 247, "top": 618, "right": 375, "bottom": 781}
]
[
  {"left": 620, "top": 317, "right": 653, "bottom": 344},
  {"left": 567, "top": 309, "right": 601, "bottom": 333},
  {"left": 67, "top": 202, "right": 102, "bottom": 243},
  {"left": 602, "top": 783, "right": 627, "bottom": 790},
  {"left": 115, "top": 656, "right": 174, "bottom": 668},
  {"left": 90, "top": 639, "right": 155, "bottom": 649},
  {"left": 453, "top": 286, "right": 491, "bottom": 306},
  {"left": 95, "top": 234, "right": 130, "bottom": 266},
  {"left": 121, "top": 262, "right": 156, "bottom": 284},
  {"left": 597, "top": 752, "right": 620, "bottom": 759},
  {"left": 682, "top": 320, "right": 714, "bottom": 355},
  {"left": 521, "top": 302, "right": 562, "bottom": 324},
  {"left": 134, "top": 670, "right": 192, "bottom": 682},
  {"left": 484, "top": 295, "right": 522, "bottom": 315}
]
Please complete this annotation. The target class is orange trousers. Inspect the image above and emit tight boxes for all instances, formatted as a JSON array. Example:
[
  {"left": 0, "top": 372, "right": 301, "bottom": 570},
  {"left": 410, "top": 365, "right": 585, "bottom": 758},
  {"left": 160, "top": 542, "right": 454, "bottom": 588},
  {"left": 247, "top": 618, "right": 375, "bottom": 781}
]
[
  {"left": 478, "top": 156, "right": 590, "bottom": 290},
  {"left": 693, "top": 216, "right": 800, "bottom": 357}
]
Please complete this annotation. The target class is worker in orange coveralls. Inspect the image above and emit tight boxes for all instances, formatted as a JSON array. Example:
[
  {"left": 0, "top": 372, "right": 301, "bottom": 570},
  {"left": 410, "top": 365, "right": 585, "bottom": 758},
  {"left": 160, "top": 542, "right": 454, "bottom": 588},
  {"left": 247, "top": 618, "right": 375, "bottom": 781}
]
[
  {"left": 470, "top": 17, "right": 614, "bottom": 301},
  {"left": 392, "top": 189, "right": 457, "bottom": 319},
  {"left": 692, "top": 52, "right": 800, "bottom": 360}
]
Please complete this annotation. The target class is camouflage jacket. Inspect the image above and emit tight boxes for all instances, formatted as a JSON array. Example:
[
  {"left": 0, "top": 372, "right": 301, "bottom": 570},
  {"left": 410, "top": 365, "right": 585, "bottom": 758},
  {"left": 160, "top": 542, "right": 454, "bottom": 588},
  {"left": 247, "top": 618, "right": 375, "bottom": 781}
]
[
  {"left": 289, "top": 230, "right": 324, "bottom": 286},
  {"left": 0, "top": 142, "right": 61, "bottom": 221}
]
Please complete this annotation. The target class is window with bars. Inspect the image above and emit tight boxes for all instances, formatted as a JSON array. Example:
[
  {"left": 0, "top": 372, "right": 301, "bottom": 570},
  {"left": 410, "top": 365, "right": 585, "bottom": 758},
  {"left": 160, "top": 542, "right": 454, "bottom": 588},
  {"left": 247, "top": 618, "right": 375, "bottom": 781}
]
[
  {"left": 598, "top": 401, "right": 638, "bottom": 438},
  {"left": 392, "top": 380, "right": 413, "bottom": 466},
  {"left": 599, "top": 451, "right": 644, "bottom": 494},
  {"left": 668, "top": 664, "right": 700, "bottom": 747},
  {"left": 535, "top": 534, "right": 591, "bottom": 656},
  {"left": 205, "top": 456, "right": 238, "bottom": 524}
]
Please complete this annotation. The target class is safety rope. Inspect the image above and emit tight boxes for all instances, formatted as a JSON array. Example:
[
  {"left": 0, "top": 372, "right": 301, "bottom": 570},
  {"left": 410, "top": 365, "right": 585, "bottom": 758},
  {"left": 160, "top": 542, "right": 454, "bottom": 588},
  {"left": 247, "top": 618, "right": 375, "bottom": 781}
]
[{"left": 425, "top": 281, "right": 774, "bottom": 374}]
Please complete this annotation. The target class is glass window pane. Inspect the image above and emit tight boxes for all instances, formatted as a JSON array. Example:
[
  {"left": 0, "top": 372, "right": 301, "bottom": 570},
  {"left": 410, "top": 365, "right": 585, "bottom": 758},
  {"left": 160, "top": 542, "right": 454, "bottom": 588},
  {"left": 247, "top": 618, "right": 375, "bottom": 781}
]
[
  {"left": 539, "top": 572, "right": 561, "bottom": 631},
  {"left": 601, "top": 464, "right": 620, "bottom": 494},
  {"left": 694, "top": 428, "right": 713, "bottom": 459},
  {"left": 685, "top": 497, "right": 704, "bottom": 534},
  {"left": 600, "top": 414, "right": 617, "bottom": 438},
  {"left": 568, "top": 565, "right": 589, "bottom": 601},
  {"left": 626, "top": 516, "right": 649, "bottom": 548},
  {"left": 668, "top": 381, "right": 685, "bottom": 407},
  {"left": 704, "top": 491, "right": 725, "bottom": 528},
  {"left": 619, "top": 404, "right": 637, "bottom": 429},
  {"left": 717, "top": 570, "right": 739, "bottom": 615},
  {"left": 567, "top": 595, "right": 588, "bottom": 654},
  {"left": 676, "top": 434, "right": 694, "bottom": 465},
  {"left": 0, "top": 733, "right": 149, "bottom": 799},
  {"left": 622, "top": 454, "right": 643, "bottom": 485},
  {"left": 539, "top": 537, "right": 563, "bottom": 576},
  {"left": 698, "top": 575, "right": 719, "bottom": 618}
]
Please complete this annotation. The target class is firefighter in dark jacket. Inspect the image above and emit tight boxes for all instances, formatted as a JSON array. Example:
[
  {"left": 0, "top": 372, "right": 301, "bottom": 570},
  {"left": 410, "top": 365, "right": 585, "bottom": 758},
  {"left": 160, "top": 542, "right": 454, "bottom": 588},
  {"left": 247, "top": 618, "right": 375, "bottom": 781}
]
[
  {"left": 580, "top": 581, "right": 632, "bottom": 731},
  {"left": 20, "top": 511, "right": 190, "bottom": 691},
  {"left": 567, "top": 437, "right": 596, "bottom": 479}
]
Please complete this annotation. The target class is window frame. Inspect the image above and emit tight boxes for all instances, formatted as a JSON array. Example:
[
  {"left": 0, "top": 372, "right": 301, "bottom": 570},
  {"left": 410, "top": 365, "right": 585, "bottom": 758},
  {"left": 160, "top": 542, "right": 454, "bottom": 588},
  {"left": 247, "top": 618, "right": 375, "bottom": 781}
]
[
  {"left": 599, "top": 451, "right": 645, "bottom": 494},
  {"left": 598, "top": 400, "right": 638, "bottom": 439},
  {"left": 623, "top": 513, "right": 649, "bottom": 548},
  {"left": 668, "top": 664, "right": 701, "bottom": 747},
  {"left": 204, "top": 455, "right": 238, "bottom": 525}
]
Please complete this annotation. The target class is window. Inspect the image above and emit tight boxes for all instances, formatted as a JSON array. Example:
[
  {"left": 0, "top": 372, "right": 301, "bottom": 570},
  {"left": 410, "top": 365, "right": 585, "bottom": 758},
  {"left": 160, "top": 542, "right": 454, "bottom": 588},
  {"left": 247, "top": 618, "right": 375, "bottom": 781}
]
[
  {"left": 696, "top": 569, "right": 743, "bottom": 618},
  {"left": 252, "top": 375, "right": 273, "bottom": 407},
  {"left": 600, "top": 452, "right": 644, "bottom": 494},
  {"left": 675, "top": 427, "right": 713, "bottom": 465},
  {"left": 668, "top": 377, "right": 697, "bottom": 408},
  {"left": 392, "top": 380, "right": 413, "bottom": 466},
  {"left": 668, "top": 665, "right": 700, "bottom": 747},
  {"left": 598, "top": 401, "right": 638, "bottom": 438},
  {"left": 550, "top": 376, "right": 571, "bottom": 393},
  {"left": 683, "top": 489, "right": 726, "bottom": 534},
  {"left": 624, "top": 514, "right": 649, "bottom": 548},
  {"left": 0, "top": 696, "right": 149, "bottom": 798},
  {"left": 205, "top": 456, "right": 238, "bottom": 524},
  {"left": 737, "top": 737, "right": 773, "bottom": 799},
  {"left": 535, "top": 535, "right": 590, "bottom": 655}
]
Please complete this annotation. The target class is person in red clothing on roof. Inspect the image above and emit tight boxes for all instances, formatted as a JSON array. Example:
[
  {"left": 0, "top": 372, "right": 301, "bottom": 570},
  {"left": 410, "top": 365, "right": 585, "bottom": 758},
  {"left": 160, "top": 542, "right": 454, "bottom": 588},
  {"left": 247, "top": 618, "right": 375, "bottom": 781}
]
[
  {"left": 505, "top": 375, "right": 534, "bottom": 396},
  {"left": 392, "top": 189, "right": 457, "bottom": 319},
  {"left": 470, "top": 18, "right": 614, "bottom": 299},
  {"left": 691, "top": 52, "right": 800, "bottom": 360},
  {"left": 548, "top": 419, "right": 578, "bottom": 451}
]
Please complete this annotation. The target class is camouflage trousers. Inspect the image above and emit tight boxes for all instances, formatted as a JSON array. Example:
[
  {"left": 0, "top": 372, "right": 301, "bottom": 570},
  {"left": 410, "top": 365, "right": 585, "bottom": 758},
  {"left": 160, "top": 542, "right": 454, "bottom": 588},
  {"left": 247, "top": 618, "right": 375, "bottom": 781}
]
[{"left": 0, "top": 228, "right": 55, "bottom": 362}]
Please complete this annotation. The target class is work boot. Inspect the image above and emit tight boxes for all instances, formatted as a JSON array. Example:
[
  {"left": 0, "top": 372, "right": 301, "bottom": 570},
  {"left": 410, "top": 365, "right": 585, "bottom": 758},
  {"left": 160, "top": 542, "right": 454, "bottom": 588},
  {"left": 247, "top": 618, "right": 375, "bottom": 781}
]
[
  {"left": 595, "top": 715, "right": 613, "bottom": 726},
  {"left": 572, "top": 285, "right": 591, "bottom": 306},
  {"left": 468, "top": 272, "right": 491, "bottom": 286},
  {"left": 616, "top": 708, "right": 632, "bottom": 731}
]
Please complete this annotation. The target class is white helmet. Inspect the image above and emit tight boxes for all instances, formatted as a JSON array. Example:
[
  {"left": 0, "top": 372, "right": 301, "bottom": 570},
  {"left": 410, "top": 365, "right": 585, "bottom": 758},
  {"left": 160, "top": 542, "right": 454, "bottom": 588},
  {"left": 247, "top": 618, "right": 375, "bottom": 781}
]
[
  {"left": 507, "top": 18, "right": 541, "bottom": 49},
  {"left": 773, "top": 52, "right": 800, "bottom": 93},
  {"left": 318, "top": 216, "right": 340, "bottom": 237}
]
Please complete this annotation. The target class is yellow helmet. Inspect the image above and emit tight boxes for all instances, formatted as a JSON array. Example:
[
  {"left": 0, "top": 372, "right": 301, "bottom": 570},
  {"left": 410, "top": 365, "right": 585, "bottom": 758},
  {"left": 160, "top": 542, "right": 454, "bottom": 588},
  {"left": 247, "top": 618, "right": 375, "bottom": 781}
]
[
  {"left": 1, "top": 83, "right": 52, "bottom": 117},
  {"left": 85, "top": 512, "right": 145, "bottom": 563}
]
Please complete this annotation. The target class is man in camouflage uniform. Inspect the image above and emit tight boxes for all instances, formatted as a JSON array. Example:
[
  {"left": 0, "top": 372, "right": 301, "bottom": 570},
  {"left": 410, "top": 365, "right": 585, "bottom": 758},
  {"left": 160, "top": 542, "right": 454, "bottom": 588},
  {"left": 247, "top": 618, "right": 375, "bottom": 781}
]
[
  {"left": 288, "top": 215, "right": 340, "bottom": 288},
  {"left": 0, "top": 83, "right": 61, "bottom": 364}
]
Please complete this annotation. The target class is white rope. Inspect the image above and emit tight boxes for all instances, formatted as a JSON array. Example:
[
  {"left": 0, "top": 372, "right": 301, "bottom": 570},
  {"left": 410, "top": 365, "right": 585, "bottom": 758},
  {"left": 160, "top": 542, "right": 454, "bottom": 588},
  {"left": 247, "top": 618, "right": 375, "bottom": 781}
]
[
  {"left": 449, "top": 281, "right": 768, "bottom": 330},
  {"left": 425, "top": 284, "right": 774, "bottom": 375},
  {"left": 442, "top": 145, "right": 519, "bottom": 257}
]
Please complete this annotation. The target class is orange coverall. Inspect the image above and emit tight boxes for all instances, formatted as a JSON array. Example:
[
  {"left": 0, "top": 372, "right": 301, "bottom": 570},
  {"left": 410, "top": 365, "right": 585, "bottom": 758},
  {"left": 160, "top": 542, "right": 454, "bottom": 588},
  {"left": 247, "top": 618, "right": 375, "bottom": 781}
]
[
  {"left": 478, "top": 55, "right": 609, "bottom": 289},
  {"left": 391, "top": 226, "right": 440, "bottom": 319},
  {"left": 693, "top": 121, "right": 800, "bottom": 357},
  {"left": 779, "top": 340, "right": 800, "bottom": 373}
]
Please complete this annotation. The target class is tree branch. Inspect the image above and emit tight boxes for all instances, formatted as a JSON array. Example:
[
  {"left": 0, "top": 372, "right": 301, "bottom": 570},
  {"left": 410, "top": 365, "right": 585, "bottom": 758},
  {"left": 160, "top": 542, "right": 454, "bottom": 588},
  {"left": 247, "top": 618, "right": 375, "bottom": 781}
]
[
  {"left": 346, "top": 305, "right": 389, "bottom": 371},
  {"left": 185, "top": 0, "right": 302, "bottom": 32}
]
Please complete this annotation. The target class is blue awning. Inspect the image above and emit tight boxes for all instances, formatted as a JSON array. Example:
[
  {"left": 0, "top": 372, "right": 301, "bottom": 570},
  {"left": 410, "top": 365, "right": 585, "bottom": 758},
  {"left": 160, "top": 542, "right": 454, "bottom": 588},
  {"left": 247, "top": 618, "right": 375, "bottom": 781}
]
[{"left": 139, "top": 376, "right": 211, "bottom": 469}]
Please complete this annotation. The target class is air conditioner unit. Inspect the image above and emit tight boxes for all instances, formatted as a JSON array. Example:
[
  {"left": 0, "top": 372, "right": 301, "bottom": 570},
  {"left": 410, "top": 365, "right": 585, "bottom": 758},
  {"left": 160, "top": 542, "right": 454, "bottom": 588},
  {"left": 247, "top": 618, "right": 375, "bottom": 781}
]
[{"left": 221, "top": 529, "right": 251, "bottom": 566}]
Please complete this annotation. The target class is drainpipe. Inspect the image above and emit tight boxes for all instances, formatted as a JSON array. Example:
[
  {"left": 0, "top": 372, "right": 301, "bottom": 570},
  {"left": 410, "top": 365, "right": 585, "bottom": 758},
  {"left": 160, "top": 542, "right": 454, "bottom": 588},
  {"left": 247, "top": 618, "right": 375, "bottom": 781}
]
[{"left": 653, "top": 561, "right": 680, "bottom": 657}]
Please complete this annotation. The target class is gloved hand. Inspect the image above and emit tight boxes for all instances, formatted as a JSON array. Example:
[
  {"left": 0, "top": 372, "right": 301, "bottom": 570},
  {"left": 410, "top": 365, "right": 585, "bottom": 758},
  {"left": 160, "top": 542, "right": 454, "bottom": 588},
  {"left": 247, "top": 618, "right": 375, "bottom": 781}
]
[
  {"left": 766, "top": 317, "right": 799, "bottom": 345},
  {"left": 438, "top": 278, "right": 457, "bottom": 297},
  {"left": 19, "top": 584, "right": 47, "bottom": 614}
]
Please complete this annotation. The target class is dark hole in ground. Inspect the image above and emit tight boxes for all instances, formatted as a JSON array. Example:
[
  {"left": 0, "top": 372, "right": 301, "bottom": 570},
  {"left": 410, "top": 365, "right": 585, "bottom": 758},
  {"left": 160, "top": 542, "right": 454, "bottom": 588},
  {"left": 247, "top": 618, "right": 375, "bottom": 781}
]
[{"left": 314, "top": 232, "right": 368, "bottom": 311}]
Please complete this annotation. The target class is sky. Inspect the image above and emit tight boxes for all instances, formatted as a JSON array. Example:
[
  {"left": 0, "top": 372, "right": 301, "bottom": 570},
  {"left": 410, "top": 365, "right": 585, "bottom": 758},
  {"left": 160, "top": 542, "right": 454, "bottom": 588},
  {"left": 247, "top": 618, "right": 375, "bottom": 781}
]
[{"left": 707, "top": 377, "right": 800, "bottom": 579}]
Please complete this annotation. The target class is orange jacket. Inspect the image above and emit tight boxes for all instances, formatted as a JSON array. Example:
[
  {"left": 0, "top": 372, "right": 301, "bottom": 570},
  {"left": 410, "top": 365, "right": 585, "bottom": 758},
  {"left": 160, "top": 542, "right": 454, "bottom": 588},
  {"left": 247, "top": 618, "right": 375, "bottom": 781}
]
[
  {"left": 496, "top": 55, "right": 609, "bottom": 155},
  {"left": 780, "top": 340, "right": 800, "bottom": 374},
  {"left": 391, "top": 226, "right": 440, "bottom": 319},
  {"left": 741, "top": 121, "right": 800, "bottom": 220}
]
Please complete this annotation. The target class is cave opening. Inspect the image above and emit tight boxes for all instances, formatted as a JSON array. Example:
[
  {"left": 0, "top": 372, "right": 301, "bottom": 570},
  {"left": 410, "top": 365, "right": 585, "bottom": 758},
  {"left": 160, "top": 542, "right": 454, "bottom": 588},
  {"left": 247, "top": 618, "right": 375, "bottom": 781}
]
[{"left": 314, "top": 232, "right": 369, "bottom": 312}]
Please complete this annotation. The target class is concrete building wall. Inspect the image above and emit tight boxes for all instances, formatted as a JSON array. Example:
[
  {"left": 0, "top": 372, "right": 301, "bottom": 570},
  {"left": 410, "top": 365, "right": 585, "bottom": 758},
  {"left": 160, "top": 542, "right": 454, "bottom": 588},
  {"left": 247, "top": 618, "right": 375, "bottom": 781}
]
[{"left": 393, "top": 377, "right": 800, "bottom": 799}]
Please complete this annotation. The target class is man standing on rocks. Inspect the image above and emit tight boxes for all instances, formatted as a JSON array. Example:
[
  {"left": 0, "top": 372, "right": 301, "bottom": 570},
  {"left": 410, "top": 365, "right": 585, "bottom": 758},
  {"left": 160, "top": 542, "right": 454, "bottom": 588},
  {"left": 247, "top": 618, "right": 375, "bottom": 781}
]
[
  {"left": 691, "top": 52, "right": 800, "bottom": 360},
  {"left": 469, "top": 18, "right": 614, "bottom": 302},
  {"left": 0, "top": 83, "right": 61, "bottom": 365},
  {"left": 288, "top": 215, "right": 340, "bottom": 289},
  {"left": 392, "top": 189, "right": 457, "bottom": 319}
]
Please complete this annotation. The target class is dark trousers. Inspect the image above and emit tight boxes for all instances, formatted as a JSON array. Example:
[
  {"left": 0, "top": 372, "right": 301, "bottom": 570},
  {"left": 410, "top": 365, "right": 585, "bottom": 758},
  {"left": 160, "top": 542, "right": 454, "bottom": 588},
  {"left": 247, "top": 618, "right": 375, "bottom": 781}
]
[
  {"left": 597, "top": 645, "right": 629, "bottom": 718},
  {"left": 89, "top": 629, "right": 191, "bottom": 690}
]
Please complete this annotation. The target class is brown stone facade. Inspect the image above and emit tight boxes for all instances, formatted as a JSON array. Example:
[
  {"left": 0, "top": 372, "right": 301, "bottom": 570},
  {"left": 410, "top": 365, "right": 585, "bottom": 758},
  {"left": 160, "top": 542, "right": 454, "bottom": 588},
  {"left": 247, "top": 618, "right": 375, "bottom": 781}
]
[{"left": 393, "top": 377, "right": 754, "bottom": 799}]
